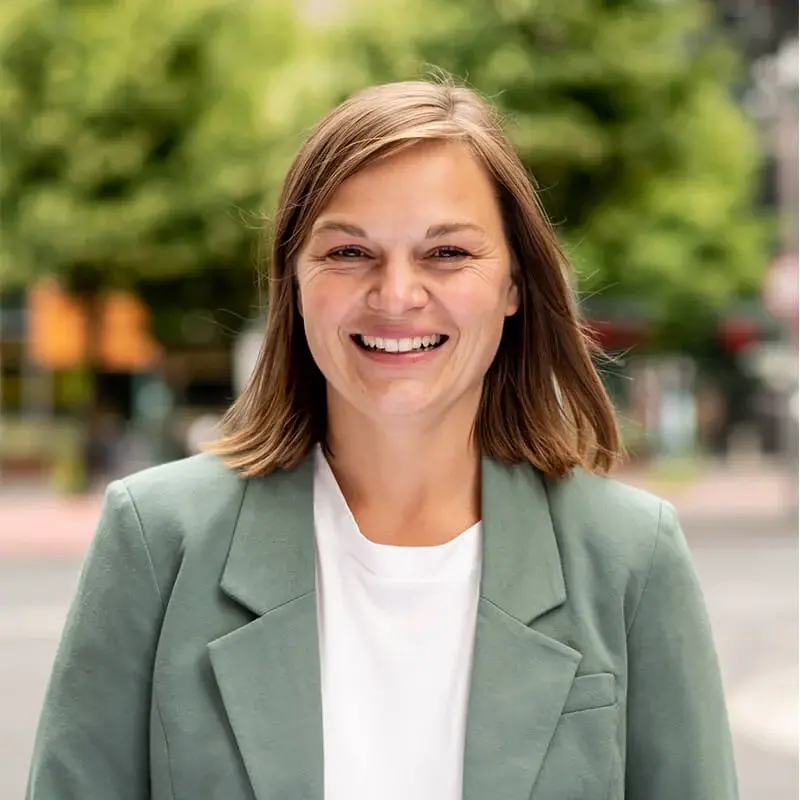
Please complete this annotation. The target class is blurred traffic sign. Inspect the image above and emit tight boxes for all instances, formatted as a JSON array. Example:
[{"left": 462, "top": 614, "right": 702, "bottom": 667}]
[
  {"left": 740, "top": 341, "right": 798, "bottom": 390},
  {"left": 763, "top": 252, "right": 798, "bottom": 322}
]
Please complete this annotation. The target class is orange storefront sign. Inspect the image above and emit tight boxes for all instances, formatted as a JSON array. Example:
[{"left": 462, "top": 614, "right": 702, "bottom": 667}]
[
  {"left": 95, "top": 290, "right": 161, "bottom": 372},
  {"left": 27, "top": 279, "right": 88, "bottom": 369},
  {"left": 27, "top": 279, "right": 160, "bottom": 371}
]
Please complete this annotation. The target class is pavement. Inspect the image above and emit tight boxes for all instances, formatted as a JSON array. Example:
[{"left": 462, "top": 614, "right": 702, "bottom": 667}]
[
  {"left": 0, "top": 455, "right": 796, "bottom": 557},
  {"left": 0, "top": 488, "right": 104, "bottom": 558},
  {"left": 618, "top": 455, "right": 797, "bottom": 530}
]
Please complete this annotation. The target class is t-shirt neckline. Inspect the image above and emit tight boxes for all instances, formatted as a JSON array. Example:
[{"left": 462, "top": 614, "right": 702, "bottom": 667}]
[{"left": 313, "top": 445, "right": 482, "bottom": 582}]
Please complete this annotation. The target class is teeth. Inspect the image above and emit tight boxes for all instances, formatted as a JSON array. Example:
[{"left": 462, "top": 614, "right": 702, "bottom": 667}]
[{"left": 358, "top": 334, "right": 442, "bottom": 352}]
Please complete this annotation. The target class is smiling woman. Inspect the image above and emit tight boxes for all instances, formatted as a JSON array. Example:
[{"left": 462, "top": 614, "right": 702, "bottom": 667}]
[{"left": 28, "top": 75, "right": 738, "bottom": 800}]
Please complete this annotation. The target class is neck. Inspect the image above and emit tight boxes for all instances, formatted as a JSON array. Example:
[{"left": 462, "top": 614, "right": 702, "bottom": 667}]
[{"left": 325, "top": 396, "right": 482, "bottom": 546}]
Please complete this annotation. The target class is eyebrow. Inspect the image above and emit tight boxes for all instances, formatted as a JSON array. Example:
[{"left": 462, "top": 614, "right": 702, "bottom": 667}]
[
  {"left": 309, "top": 220, "right": 486, "bottom": 239},
  {"left": 310, "top": 221, "right": 367, "bottom": 238},
  {"left": 424, "top": 222, "right": 486, "bottom": 239}
]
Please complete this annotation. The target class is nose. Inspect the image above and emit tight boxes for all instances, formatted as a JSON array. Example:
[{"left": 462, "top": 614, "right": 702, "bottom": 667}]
[{"left": 366, "top": 255, "right": 428, "bottom": 315}]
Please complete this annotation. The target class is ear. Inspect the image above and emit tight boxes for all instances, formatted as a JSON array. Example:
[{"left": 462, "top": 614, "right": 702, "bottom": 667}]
[
  {"left": 295, "top": 281, "right": 304, "bottom": 318},
  {"left": 505, "top": 278, "right": 520, "bottom": 317}
]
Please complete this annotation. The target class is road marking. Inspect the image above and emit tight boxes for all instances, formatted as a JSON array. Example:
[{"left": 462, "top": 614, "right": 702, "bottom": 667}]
[{"left": 728, "top": 668, "right": 798, "bottom": 755}]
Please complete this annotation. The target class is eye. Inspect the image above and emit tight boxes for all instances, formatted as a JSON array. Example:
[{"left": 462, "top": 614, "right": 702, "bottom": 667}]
[
  {"left": 429, "top": 246, "right": 470, "bottom": 261},
  {"left": 328, "top": 246, "right": 371, "bottom": 260}
]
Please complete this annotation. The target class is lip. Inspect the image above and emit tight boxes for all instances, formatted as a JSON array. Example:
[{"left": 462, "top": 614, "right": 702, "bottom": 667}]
[{"left": 354, "top": 346, "right": 444, "bottom": 365}]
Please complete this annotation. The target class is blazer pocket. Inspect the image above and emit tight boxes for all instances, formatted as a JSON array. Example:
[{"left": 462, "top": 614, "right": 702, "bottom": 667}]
[{"left": 562, "top": 672, "right": 616, "bottom": 715}]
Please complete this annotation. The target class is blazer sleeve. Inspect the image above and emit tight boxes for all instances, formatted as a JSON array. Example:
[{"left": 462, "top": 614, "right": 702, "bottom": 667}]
[
  {"left": 625, "top": 501, "right": 739, "bottom": 799},
  {"left": 27, "top": 480, "right": 164, "bottom": 800}
]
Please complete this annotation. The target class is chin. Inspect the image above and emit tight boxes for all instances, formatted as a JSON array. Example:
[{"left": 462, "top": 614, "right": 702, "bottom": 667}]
[
  {"left": 358, "top": 386, "right": 441, "bottom": 420},
  {"left": 368, "top": 397, "right": 436, "bottom": 419}
]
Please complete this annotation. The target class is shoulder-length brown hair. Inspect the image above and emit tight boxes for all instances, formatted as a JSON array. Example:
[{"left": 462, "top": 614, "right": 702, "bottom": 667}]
[{"left": 211, "top": 77, "right": 622, "bottom": 478}]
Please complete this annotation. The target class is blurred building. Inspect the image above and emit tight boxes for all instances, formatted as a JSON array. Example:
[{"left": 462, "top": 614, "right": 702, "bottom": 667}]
[
  {"left": 0, "top": 281, "right": 159, "bottom": 480},
  {"left": 718, "top": 0, "right": 798, "bottom": 247},
  {"left": 715, "top": 0, "right": 798, "bottom": 455},
  {"left": 0, "top": 279, "right": 240, "bottom": 483},
  {"left": 603, "top": 1, "right": 799, "bottom": 461}
]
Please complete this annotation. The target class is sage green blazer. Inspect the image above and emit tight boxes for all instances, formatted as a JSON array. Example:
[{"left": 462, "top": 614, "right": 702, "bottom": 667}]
[{"left": 27, "top": 452, "right": 738, "bottom": 799}]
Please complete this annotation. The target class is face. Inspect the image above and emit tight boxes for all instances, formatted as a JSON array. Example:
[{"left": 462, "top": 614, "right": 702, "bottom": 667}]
[{"left": 295, "top": 141, "right": 519, "bottom": 427}]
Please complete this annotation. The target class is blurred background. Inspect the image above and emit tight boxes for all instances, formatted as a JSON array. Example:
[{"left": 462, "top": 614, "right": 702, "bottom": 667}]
[{"left": 0, "top": 0, "right": 796, "bottom": 796}]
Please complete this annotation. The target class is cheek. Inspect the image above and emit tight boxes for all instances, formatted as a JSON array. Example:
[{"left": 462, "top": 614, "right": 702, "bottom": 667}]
[
  {"left": 298, "top": 277, "right": 352, "bottom": 343},
  {"left": 446, "top": 279, "right": 515, "bottom": 335}
]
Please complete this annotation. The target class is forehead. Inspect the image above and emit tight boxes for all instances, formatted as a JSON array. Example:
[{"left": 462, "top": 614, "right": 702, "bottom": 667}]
[{"left": 316, "top": 141, "right": 503, "bottom": 233}]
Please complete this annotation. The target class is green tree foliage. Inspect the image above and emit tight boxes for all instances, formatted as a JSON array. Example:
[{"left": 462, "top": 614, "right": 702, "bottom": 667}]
[
  {"left": 0, "top": 0, "right": 329, "bottom": 307},
  {"left": 323, "top": 0, "right": 771, "bottom": 345}
]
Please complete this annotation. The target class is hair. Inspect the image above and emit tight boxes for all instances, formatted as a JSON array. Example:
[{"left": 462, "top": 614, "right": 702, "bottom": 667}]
[{"left": 211, "top": 75, "right": 623, "bottom": 478}]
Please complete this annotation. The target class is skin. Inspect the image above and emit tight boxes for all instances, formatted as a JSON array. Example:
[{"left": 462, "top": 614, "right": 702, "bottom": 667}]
[{"left": 295, "top": 140, "right": 519, "bottom": 546}]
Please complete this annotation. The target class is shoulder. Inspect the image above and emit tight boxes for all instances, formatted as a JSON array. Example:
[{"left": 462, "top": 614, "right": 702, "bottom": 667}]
[
  {"left": 543, "top": 467, "right": 683, "bottom": 620},
  {"left": 121, "top": 450, "right": 242, "bottom": 504},
  {"left": 549, "top": 466, "right": 665, "bottom": 523},
  {"left": 119, "top": 451, "right": 245, "bottom": 536},
  {"left": 106, "top": 452, "right": 247, "bottom": 596},
  {"left": 546, "top": 466, "right": 668, "bottom": 549},
  {"left": 123, "top": 449, "right": 238, "bottom": 490}
]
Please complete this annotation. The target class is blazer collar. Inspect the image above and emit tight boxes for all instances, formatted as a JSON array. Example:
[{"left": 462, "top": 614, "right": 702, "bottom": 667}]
[{"left": 220, "top": 451, "right": 566, "bottom": 622}]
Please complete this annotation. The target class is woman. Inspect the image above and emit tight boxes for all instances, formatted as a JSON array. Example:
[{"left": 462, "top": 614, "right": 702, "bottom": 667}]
[{"left": 27, "top": 78, "right": 738, "bottom": 800}]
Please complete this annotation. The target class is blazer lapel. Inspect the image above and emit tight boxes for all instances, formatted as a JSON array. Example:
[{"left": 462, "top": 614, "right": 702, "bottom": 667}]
[
  {"left": 208, "top": 457, "right": 323, "bottom": 800},
  {"left": 206, "top": 453, "right": 579, "bottom": 800},
  {"left": 462, "top": 458, "right": 581, "bottom": 800}
]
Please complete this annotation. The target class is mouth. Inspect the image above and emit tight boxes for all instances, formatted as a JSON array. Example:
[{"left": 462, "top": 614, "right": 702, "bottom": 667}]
[{"left": 351, "top": 333, "right": 449, "bottom": 354}]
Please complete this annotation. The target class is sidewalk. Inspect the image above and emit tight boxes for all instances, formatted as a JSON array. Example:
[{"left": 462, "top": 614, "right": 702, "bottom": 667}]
[
  {"left": 618, "top": 456, "right": 796, "bottom": 531},
  {"left": 0, "top": 457, "right": 795, "bottom": 557},
  {"left": 0, "top": 487, "right": 104, "bottom": 557}
]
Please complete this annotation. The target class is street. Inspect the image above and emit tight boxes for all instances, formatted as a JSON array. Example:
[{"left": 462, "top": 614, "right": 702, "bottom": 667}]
[{"left": 1, "top": 524, "right": 797, "bottom": 799}]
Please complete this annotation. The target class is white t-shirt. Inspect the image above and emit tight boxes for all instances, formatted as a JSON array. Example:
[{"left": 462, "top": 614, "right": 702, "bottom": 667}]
[{"left": 313, "top": 446, "right": 482, "bottom": 800}]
